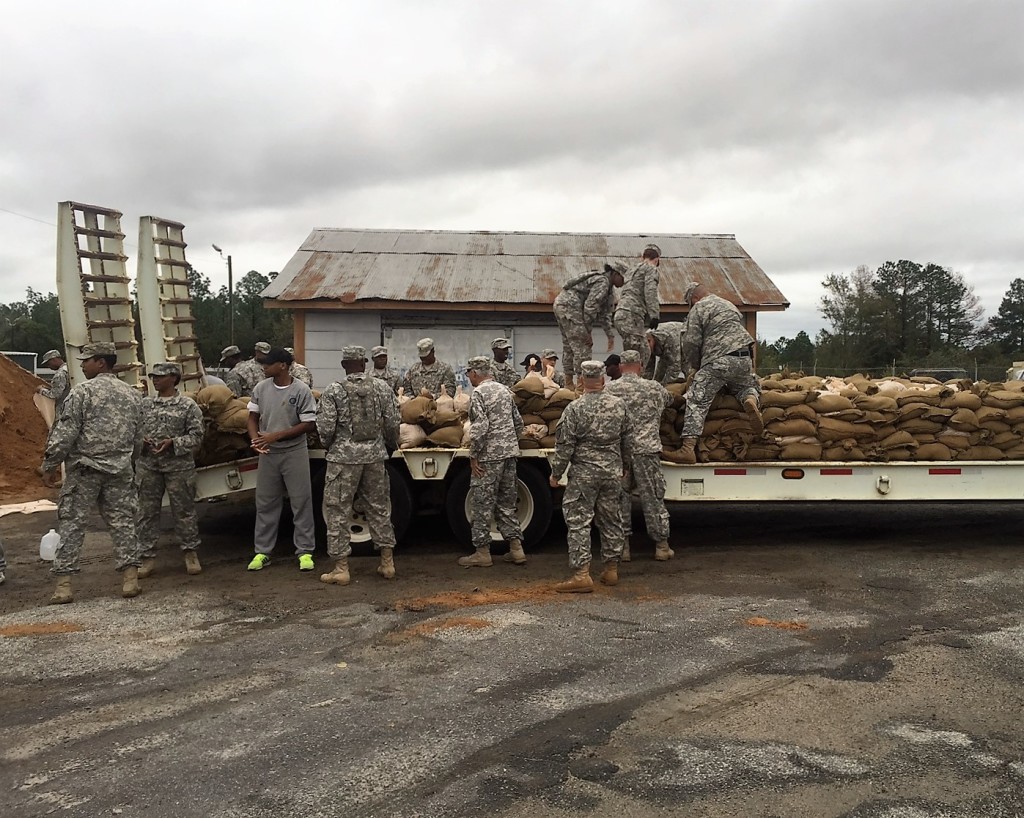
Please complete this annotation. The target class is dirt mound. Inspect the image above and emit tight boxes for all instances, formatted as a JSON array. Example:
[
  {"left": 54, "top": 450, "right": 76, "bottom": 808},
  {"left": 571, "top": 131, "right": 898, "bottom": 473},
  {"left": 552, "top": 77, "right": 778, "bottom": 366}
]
[{"left": 0, "top": 354, "right": 53, "bottom": 504}]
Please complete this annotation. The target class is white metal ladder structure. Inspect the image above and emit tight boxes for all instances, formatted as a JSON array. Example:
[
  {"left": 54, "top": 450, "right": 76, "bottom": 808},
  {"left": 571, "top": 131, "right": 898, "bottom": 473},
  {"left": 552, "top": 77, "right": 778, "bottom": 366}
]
[
  {"left": 55, "top": 201, "right": 144, "bottom": 389},
  {"left": 136, "top": 216, "right": 204, "bottom": 395}
]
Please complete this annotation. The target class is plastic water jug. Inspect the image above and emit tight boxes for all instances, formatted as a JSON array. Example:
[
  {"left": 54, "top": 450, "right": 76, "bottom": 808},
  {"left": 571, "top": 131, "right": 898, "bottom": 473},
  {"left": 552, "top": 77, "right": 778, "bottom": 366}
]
[{"left": 40, "top": 529, "right": 60, "bottom": 561}]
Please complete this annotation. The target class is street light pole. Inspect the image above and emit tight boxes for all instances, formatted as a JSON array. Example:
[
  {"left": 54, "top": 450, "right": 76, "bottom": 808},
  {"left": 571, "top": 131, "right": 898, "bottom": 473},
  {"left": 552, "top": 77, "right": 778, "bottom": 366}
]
[{"left": 213, "top": 244, "right": 235, "bottom": 346}]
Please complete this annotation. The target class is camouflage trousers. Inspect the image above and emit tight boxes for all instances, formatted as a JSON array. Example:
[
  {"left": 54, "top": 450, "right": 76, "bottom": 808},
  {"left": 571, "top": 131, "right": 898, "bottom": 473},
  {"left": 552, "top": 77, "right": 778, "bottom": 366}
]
[
  {"left": 53, "top": 464, "right": 142, "bottom": 575},
  {"left": 562, "top": 471, "right": 624, "bottom": 568},
  {"left": 323, "top": 461, "right": 395, "bottom": 559},
  {"left": 621, "top": 453, "right": 670, "bottom": 543},
  {"left": 681, "top": 356, "right": 761, "bottom": 437},
  {"left": 470, "top": 457, "right": 521, "bottom": 549},
  {"left": 137, "top": 466, "right": 201, "bottom": 557},
  {"left": 614, "top": 310, "right": 650, "bottom": 368},
  {"left": 553, "top": 301, "right": 592, "bottom": 377}
]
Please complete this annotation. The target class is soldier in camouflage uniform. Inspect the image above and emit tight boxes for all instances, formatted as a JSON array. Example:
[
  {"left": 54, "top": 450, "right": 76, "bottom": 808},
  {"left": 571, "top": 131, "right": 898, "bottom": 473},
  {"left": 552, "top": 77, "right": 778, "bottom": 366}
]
[
  {"left": 552, "top": 262, "right": 626, "bottom": 388},
  {"left": 644, "top": 320, "right": 689, "bottom": 385},
  {"left": 400, "top": 337, "right": 457, "bottom": 399},
  {"left": 232, "top": 341, "right": 271, "bottom": 397},
  {"left": 220, "top": 345, "right": 246, "bottom": 398},
  {"left": 548, "top": 360, "right": 630, "bottom": 592},
  {"left": 317, "top": 345, "right": 400, "bottom": 585},
  {"left": 42, "top": 341, "right": 144, "bottom": 604},
  {"left": 136, "top": 362, "right": 205, "bottom": 578},
  {"left": 490, "top": 338, "right": 519, "bottom": 389},
  {"left": 370, "top": 345, "right": 400, "bottom": 394},
  {"left": 285, "top": 348, "right": 314, "bottom": 388},
  {"left": 606, "top": 350, "right": 673, "bottom": 561},
  {"left": 614, "top": 244, "right": 662, "bottom": 369},
  {"left": 38, "top": 349, "right": 71, "bottom": 408},
  {"left": 666, "top": 282, "right": 763, "bottom": 464},
  {"left": 540, "top": 349, "right": 566, "bottom": 387},
  {"left": 459, "top": 356, "right": 525, "bottom": 568}
]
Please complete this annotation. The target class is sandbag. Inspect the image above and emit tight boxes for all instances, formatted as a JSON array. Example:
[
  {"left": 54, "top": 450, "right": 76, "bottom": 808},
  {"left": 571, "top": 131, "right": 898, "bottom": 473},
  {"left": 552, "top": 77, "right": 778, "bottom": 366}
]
[
  {"left": 990, "top": 431, "right": 1022, "bottom": 450},
  {"left": 852, "top": 394, "right": 899, "bottom": 412},
  {"left": 711, "top": 394, "right": 743, "bottom": 411},
  {"left": 984, "top": 390, "right": 1024, "bottom": 409},
  {"left": 424, "top": 409, "right": 464, "bottom": 433},
  {"left": 401, "top": 395, "right": 436, "bottom": 424},
  {"left": 961, "top": 445, "right": 1005, "bottom": 460},
  {"left": 915, "top": 443, "right": 953, "bottom": 461},
  {"left": 808, "top": 394, "right": 855, "bottom": 414},
  {"left": 897, "top": 419, "right": 944, "bottom": 435},
  {"left": 817, "top": 417, "right": 875, "bottom": 441},
  {"left": 435, "top": 385, "right": 455, "bottom": 414},
  {"left": 538, "top": 406, "right": 564, "bottom": 422},
  {"left": 453, "top": 385, "right": 470, "bottom": 414},
  {"left": 783, "top": 404, "right": 819, "bottom": 422},
  {"left": 399, "top": 423, "right": 427, "bottom": 449},
  {"left": 948, "top": 408, "right": 979, "bottom": 430},
  {"left": 547, "top": 418, "right": 561, "bottom": 435},
  {"left": 425, "top": 426, "right": 465, "bottom": 448},
  {"left": 741, "top": 443, "right": 781, "bottom": 461},
  {"left": 514, "top": 374, "right": 545, "bottom": 398},
  {"left": 761, "top": 390, "right": 815, "bottom": 408},
  {"left": 518, "top": 437, "right": 541, "bottom": 449},
  {"left": 762, "top": 407, "right": 786, "bottom": 423},
  {"left": 522, "top": 424, "right": 548, "bottom": 440},
  {"left": 897, "top": 402, "right": 931, "bottom": 421},
  {"left": 766, "top": 418, "right": 817, "bottom": 438},
  {"left": 780, "top": 442, "right": 822, "bottom": 460},
  {"left": 546, "top": 390, "right": 577, "bottom": 411},
  {"left": 937, "top": 431, "right": 971, "bottom": 450},
  {"left": 520, "top": 413, "right": 546, "bottom": 426},
  {"left": 941, "top": 391, "right": 983, "bottom": 411},
  {"left": 461, "top": 421, "right": 471, "bottom": 447},
  {"left": 879, "top": 430, "right": 918, "bottom": 450},
  {"left": 540, "top": 434, "right": 558, "bottom": 448}
]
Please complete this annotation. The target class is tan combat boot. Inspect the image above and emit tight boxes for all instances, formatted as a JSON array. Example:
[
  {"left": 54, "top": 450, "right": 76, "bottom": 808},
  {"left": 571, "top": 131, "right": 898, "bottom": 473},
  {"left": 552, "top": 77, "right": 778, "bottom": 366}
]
[
  {"left": 564, "top": 373, "right": 575, "bottom": 392},
  {"left": 184, "top": 550, "right": 202, "bottom": 575},
  {"left": 662, "top": 438, "right": 697, "bottom": 465},
  {"left": 654, "top": 541, "right": 675, "bottom": 561},
  {"left": 122, "top": 567, "right": 140, "bottom": 598},
  {"left": 458, "top": 547, "right": 493, "bottom": 568},
  {"left": 137, "top": 557, "right": 156, "bottom": 578},
  {"left": 320, "top": 559, "right": 350, "bottom": 585},
  {"left": 599, "top": 561, "right": 619, "bottom": 586},
  {"left": 377, "top": 547, "right": 396, "bottom": 580},
  {"left": 743, "top": 396, "right": 764, "bottom": 436},
  {"left": 49, "top": 577, "right": 73, "bottom": 605},
  {"left": 502, "top": 538, "right": 527, "bottom": 565},
  {"left": 621, "top": 542, "right": 632, "bottom": 562},
  {"left": 555, "top": 564, "right": 594, "bottom": 593}
]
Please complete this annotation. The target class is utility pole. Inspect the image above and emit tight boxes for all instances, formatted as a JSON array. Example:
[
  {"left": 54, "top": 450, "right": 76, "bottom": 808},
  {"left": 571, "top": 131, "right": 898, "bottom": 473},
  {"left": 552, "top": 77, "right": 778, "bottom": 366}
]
[{"left": 213, "top": 245, "right": 234, "bottom": 346}]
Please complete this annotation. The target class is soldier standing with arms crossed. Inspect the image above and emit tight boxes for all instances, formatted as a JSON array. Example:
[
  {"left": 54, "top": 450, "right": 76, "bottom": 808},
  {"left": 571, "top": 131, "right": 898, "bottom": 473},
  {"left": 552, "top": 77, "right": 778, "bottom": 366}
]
[
  {"left": 41, "top": 342, "right": 144, "bottom": 604},
  {"left": 136, "top": 362, "right": 205, "bottom": 578},
  {"left": 614, "top": 244, "right": 662, "bottom": 368},
  {"left": 317, "top": 346, "right": 401, "bottom": 585},
  {"left": 548, "top": 360, "right": 630, "bottom": 592},
  {"left": 552, "top": 262, "right": 626, "bottom": 390},
  {"left": 401, "top": 338, "right": 457, "bottom": 399},
  {"left": 458, "top": 356, "right": 526, "bottom": 568},
  {"left": 606, "top": 350, "right": 674, "bottom": 561}
]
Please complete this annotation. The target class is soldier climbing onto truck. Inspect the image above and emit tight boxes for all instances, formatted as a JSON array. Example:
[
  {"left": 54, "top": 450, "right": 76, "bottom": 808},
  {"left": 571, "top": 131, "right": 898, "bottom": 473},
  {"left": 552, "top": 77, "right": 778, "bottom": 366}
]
[
  {"left": 552, "top": 261, "right": 626, "bottom": 391},
  {"left": 614, "top": 244, "right": 662, "bottom": 369}
]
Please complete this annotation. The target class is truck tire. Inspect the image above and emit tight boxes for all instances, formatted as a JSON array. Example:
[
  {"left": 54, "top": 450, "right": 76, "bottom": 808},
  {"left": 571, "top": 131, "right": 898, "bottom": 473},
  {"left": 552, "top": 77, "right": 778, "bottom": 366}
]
[
  {"left": 314, "top": 461, "right": 414, "bottom": 556},
  {"left": 444, "top": 462, "right": 553, "bottom": 550}
]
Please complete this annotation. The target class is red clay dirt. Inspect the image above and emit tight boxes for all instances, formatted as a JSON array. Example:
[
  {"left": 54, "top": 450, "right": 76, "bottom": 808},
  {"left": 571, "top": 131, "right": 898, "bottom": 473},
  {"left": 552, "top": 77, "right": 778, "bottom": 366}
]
[{"left": 0, "top": 353, "right": 55, "bottom": 504}]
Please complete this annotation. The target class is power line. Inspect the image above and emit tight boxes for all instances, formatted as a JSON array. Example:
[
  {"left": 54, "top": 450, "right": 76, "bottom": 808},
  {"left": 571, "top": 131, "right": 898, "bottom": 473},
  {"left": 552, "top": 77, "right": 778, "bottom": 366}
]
[{"left": 0, "top": 206, "right": 55, "bottom": 228}]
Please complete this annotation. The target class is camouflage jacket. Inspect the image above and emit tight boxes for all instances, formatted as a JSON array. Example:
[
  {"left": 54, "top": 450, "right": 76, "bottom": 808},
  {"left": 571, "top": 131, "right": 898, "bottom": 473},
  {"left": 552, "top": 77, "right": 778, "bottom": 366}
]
[
  {"left": 468, "top": 379, "right": 523, "bottom": 462},
  {"left": 43, "top": 373, "right": 142, "bottom": 474},
  {"left": 606, "top": 374, "right": 671, "bottom": 455},
  {"left": 549, "top": 390, "right": 631, "bottom": 481},
  {"left": 491, "top": 360, "right": 520, "bottom": 389},
  {"left": 223, "top": 368, "right": 244, "bottom": 398},
  {"left": 554, "top": 270, "right": 617, "bottom": 336},
  {"left": 400, "top": 359, "right": 457, "bottom": 399},
  {"left": 40, "top": 364, "right": 71, "bottom": 406},
  {"left": 233, "top": 359, "right": 265, "bottom": 396},
  {"left": 616, "top": 261, "right": 660, "bottom": 323},
  {"left": 681, "top": 294, "right": 754, "bottom": 370},
  {"left": 317, "top": 372, "right": 399, "bottom": 464},
  {"left": 645, "top": 320, "right": 688, "bottom": 384},
  {"left": 372, "top": 365, "right": 400, "bottom": 394},
  {"left": 138, "top": 394, "right": 204, "bottom": 472},
  {"left": 290, "top": 362, "right": 313, "bottom": 388}
]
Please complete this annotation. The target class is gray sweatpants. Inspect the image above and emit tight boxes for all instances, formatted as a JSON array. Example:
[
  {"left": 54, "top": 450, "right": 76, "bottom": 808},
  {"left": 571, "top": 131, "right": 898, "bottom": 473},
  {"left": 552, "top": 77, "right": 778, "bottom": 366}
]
[{"left": 254, "top": 446, "right": 315, "bottom": 555}]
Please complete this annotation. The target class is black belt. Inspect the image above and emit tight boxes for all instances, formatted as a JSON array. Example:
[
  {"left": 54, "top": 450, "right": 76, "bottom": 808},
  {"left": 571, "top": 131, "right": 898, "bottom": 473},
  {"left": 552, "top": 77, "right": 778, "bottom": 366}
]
[{"left": 726, "top": 349, "right": 751, "bottom": 357}]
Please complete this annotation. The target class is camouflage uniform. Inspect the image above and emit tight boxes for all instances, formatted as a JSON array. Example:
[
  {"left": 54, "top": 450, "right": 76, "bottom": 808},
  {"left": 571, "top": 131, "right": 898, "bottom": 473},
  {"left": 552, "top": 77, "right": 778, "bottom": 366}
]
[
  {"left": 491, "top": 359, "right": 520, "bottom": 389},
  {"left": 137, "top": 393, "right": 205, "bottom": 558},
  {"left": 680, "top": 293, "right": 760, "bottom": 437},
  {"left": 223, "top": 366, "right": 245, "bottom": 398},
  {"left": 553, "top": 269, "right": 618, "bottom": 377},
  {"left": 40, "top": 364, "right": 71, "bottom": 407},
  {"left": 468, "top": 377, "right": 524, "bottom": 549},
  {"left": 317, "top": 371, "right": 400, "bottom": 560},
  {"left": 289, "top": 362, "right": 313, "bottom": 388},
  {"left": 401, "top": 359, "right": 457, "bottom": 399},
  {"left": 233, "top": 359, "right": 265, "bottom": 396},
  {"left": 548, "top": 373, "right": 630, "bottom": 568},
  {"left": 645, "top": 321, "right": 688, "bottom": 384},
  {"left": 606, "top": 370, "right": 671, "bottom": 543},
  {"left": 615, "top": 261, "right": 660, "bottom": 367},
  {"left": 43, "top": 372, "right": 143, "bottom": 575},
  {"left": 372, "top": 365, "right": 400, "bottom": 394}
]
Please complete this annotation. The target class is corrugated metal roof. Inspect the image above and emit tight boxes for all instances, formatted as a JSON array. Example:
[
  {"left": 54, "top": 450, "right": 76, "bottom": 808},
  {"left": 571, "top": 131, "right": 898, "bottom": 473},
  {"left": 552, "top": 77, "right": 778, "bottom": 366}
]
[{"left": 265, "top": 229, "right": 788, "bottom": 310}]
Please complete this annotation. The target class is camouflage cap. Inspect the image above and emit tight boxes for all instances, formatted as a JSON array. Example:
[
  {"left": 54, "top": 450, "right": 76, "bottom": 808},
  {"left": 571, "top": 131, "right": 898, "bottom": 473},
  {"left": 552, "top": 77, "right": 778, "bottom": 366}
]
[
  {"left": 467, "top": 356, "right": 492, "bottom": 373},
  {"left": 580, "top": 360, "right": 605, "bottom": 379},
  {"left": 604, "top": 260, "right": 629, "bottom": 276},
  {"left": 644, "top": 243, "right": 662, "bottom": 257},
  {"left": 490, "top": 337, "right": 511, "bottom": 350},
  {"left": 41, "top": 349, "right": 62, "bottom": 363},
  {"left": 370, "top": 345, "right": 388, "bottom": 358},
  {"left": 341, "top": 345, "right": 367, "bottom": 362},
  {"left": 619, "top": 350, "right": 641, "bottom": 365},
  {"left": 77, "top": 341, "right": 117, "bottom": 359},
  {"left": 683, "top": 281, "right": 701, "bottom": 305},
  {"left": 220, "top": 344, "right": 241, "bottom": 361},
  {"left": 254, "top": 341, "right": 271, "bottom": 354},
  {"left": 416, "top": 337, "right": 434, "bottom": 356},
  {"left": 148, "top": 362, "right": 181, "bottom": 377},
  {"left": 540, "top": 349, "right": 558, "bottom": 360}
]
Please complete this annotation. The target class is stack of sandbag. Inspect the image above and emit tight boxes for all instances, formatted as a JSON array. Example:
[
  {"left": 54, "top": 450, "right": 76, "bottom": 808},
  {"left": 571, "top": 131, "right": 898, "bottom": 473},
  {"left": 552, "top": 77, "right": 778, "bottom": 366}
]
[
  {"left": 514, "top": 373, "right": 573, "bottom": 449},
  {"left": 192, "top": 385, "right": 253, "bottom": 466}
]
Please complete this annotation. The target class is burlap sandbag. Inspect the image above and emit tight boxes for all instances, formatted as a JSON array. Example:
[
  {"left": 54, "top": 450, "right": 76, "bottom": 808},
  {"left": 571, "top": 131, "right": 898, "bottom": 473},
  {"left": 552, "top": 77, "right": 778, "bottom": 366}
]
[
  {"left": 761, "top": 390, "right": 815, "bottom": 408},
  {"left": 941, "top": 391, "right": 983, "bottom": 411},
  {"left": 884, "top": 448, "right": 916, "bottom": 461},
  {"left": 706, "top": 448, "right": 734, "bottom": 462},
  {"left": 514, "top": 374, "right": 545, "bottom": 398},
  {"left": 861, "top": 409, "right": 899, "bottom": 425},
  {"left": 538, "top": 406, "right": 564, "bottom": 422},
  {"left": 707, "top": 408, "right": 740, "bottom": 420},
  {"left": 808, "top": 393, "right": 855, "bottom": 414},
  {"left": 961, "top": 445, "right": 1005, "bottom": 460},
  {"left": 937, "top": 431, "right": 971, "bottom": 450},
  {"left": 969, "top": 430, "right": 994, "bottom": 445},
  {"left": 982, "top": 390, "right": 1024, "bottom": 409},
  {"left": 979, "top": 419, "right": 1012, "bottom": 434},
  {"left": 662, "top": 407, "right": 678, "bottom": 425},
  {"left": 948, "top": 408, "right": 979, "bottom": 430},
  {"left": 780, "top": 442, "right": 823, "bottom": 460},
  {"left": 921, "top": 406, "right": 954, "bottom": 422},
  {"left": 1001, "top": 443, "right": 1024, "bottom": 458},
  {"left": 461, "top": 421, "right": 471, "bottom": 447},
  {"left": 999, "top": 380, "right": 1024, "bottom": 393},
  {"left": 539, "top": 434, "right": 557, "bottom": 448},
  {"left": 719, "top": 417, "right": 755, "bottom": 435},
  {"left": 435, "top": 385, "right": 455, "bottom": 414},
  {"left": 915, "top": 443, "right": 953, "bottom": 461},
  {"left": 879, "top": 430, "right": 918, "bottom": 450},
  {"left": 425, "top": 426, "right": 464, "bottom": 448},
  {"left": 453, "top": 385, "right": 470, "bottom": 414},
  {"left": 845, "top": 375, "right": 879, "bottom": 395},
  {"left": 520, "top": 413, "right": 546, "bottom": 426},
  {"left": 547, "top": 418, "right": 561, "bottom": 435},
  {"left": 766, "top": 418, "right": 817, "bottom": 437},
  {"left": 522, "top": 424, "right": 548, "bottom": 440},
  {"left": 518, "top": 437, "right": 540, "bottom": 450},
  {"left": 711, "top": 394, "right": 743, "bottom": 411},
  {"left": 897, "top": 418, "right": 944, "bottom": 435},
  {"left": 700, "top": 418, "right": 726, "bottom": 436},
  {"left": 853, "top": 394, "right": 899, "bottom": 413},
  {"left": 989, "top": 431, "right": 1022, "bottom": 450},
  {"left": 661, "top": 428, "right": 682, "bottom": 447},
  {"left": 762, "top": 407, "right": 786, "bottom": 423},
  {"left": 823, "top": 408, "right": 867, "bottom": 422},
  {"left": 741, "top": 443, "right": 781, "bottom": 461},
  {"left": 424, "top": 409, "right": 464, "bottom": 433},
  {"left": 776, "top": 435, "right": 818, "bottom": 446},
  {"left": 895, "top": 388, "right": 947, "bottom": 407},
  {"left": 823, "top": 444, "right": 868, "bottom": 461},
  {"left": 193, "top": 385, "right": 235, "bottom": 416},
  {"left": 401, "top": 395, "right": 436, "bottom": 425},
  {"left": 546, "top": 388, "right": 577, "bottom": 409},
  {"left": 976, "top": 406, "right": 1007, "bottom": 423},
  {"left": 897, "top": 402, "right": 931, "bottom": 421},
  {"left": 784, "top": 404, "right": 819, "bottom": 422},
  {"left": 519, "top": 395, "right": 548, "bottom": 415},
  {"left": 1002, "top": 405, "right": 1024, "bottom": 424},
  {"left": 399, "top": 423, "right": 427, "bottom": 449},
  {"left": 817, "top": 417, "right": 876, "bottom": 441},
  {"left": 873, "top": 424, "right": 898, "bottom": 440}
]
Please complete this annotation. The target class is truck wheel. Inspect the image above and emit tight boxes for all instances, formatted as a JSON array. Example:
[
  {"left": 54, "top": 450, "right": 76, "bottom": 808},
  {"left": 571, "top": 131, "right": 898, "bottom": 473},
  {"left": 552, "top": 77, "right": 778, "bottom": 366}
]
[
  {"left": 319, "top": 461, "right": 415, "bottom": 556},
  {"left": 444, "top": 462, "right": 553, "bottom": 550}
]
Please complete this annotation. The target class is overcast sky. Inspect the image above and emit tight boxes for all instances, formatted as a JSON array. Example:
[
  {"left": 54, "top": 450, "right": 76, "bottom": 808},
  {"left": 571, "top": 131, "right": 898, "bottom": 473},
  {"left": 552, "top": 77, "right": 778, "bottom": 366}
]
[{"left": 2, "top": 0, "right": 1021, "bottom": 342}]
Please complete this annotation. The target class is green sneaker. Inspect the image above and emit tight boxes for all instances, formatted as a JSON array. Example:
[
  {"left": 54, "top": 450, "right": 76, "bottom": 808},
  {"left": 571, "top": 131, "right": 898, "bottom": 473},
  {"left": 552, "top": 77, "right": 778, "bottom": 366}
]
[
  {"left": 298, "top": 553, "right": 315, "bottom": 572},
  {"left": 247, "top": 554, "right": 271, "bottom": 571}
]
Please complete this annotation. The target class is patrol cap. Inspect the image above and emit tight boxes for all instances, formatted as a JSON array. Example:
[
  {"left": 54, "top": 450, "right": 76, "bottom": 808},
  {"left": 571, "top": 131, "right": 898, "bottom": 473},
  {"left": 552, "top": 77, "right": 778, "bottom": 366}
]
[
  {"left": 604, "top": 260, "right": 628, "bottom": 276},
  {"left": 467, "top": 355, "right": 492, "bottom": 373},
  {"left": 220, "top": 344, "right": 241, "bottom": 361},
  {"left": 540, "top": 349, "right": 558, "bottom": 360},
  {"left": 416, "top": 338, "right": 434, "bottom": 356},
  {"left": 643, "top": 243, "right": 661, "bottom": 257},
  {"left": 370, "top": 345, "right": 388, "bottom": 359},
  {"left": 619, "top": 350, "right": 641, "bottom": 365},
  {"left": 148, "top": 362, "right": 181, "bottom": 377},
  {"left": 341, "top": 345, "right": 368, "bottom": 362},
  {"left": 254, "top": 341, "right": 271, "bottom": 354},
  {"left": 77, "top": 341, "right": 117, "bottom": 359},
  {"left": 683, "top": 281, "right": 701, "bottom": 305},
  {"left": 490, "top": 337, "right": 511, "bottom": 350},
  {"left": 262, "top": 346, "right": 293, "bottom": 365},
  {"left": 580, "top": 360, "right": 605, "bottom": 379},
  {"left": 41, "top": 349, "right": 62, "bottom": 363}
]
